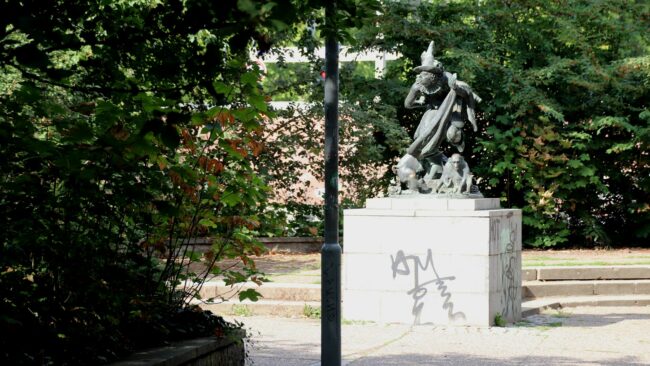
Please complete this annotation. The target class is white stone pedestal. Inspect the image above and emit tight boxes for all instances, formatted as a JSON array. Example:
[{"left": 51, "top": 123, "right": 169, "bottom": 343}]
[{"left": 343, "top": 196, "right": 522, "bottom": 326}]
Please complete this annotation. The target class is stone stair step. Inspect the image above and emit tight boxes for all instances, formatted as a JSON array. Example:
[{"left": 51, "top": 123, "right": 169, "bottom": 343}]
[
  {"left": 522, "top": 268, "right": 538, "bottom": 281},
  {"left": 193, "top": 278, "right": 650, "bottom": 303},
  {"left": 195, "top": 294, "right": 650, "bottom": 319},
  {"left": 196, "top": 299, "right": 320, "bottom": 318},
  {"left": 523, "top": 279, "right": 650, "bottom": 298},
  {"left": 522, "top": 294, "right": 650, "bottom": 317},
  {"left": 196, "top": 281, "right": 321, "bottom": 302},
  {"left": 524, "top": 266, "right": 650, "bottom": 281},
  {"left": 188, "top": 269, "right": 650, "bottom": 319}
]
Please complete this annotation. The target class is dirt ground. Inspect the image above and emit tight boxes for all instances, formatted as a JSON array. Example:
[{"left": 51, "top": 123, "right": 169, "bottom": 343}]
[
  {"left": 522, "top": 247, "right": 650, "bottom": 259},
  {"left": 208, "top": 253, "right": 322, "bottom": 283},
  {"left": 196, "top": 248, "right": 650, "bottom": 284},
  {"left": 248, "top": 247, "right": 650, "bottom": 269}
]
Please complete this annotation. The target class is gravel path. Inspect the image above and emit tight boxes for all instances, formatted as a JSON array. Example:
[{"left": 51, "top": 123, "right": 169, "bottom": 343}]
[{"left": 235, "top": 305, "right": 650, "bottom": 366}]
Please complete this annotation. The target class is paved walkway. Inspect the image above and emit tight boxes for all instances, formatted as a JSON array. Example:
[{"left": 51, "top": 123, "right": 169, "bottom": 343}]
[{"left": 232, "top": 306, "right": 650, "bottom": 366}]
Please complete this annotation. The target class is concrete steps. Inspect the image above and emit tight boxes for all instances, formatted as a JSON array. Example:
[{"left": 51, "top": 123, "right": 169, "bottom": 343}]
[
  {"left": 523, "top": 279, "right": 650, "bottom": 298},
  {"left": 524, "top": 266, "right": 650, "bottom": 281},
  {"left": 196, "top": 299, "right": 321, "bottom": 318},
  {"left": 196, "top": 294, "right": 650, "bottom": 318},
  {"left": 197, "top": 281, "right": 320, "bottom": 302},
  {"left": 194, "top": 282, "right": 321, "bottom": 317},
  {"left": 521, "top": 266, "right": 650, "bottom": 316},
  {"left": 522, "top": 294, "right": 650, "bottom": 317},
  {"left": 196, "top": 266, "right": 650, "bottom": 318}
]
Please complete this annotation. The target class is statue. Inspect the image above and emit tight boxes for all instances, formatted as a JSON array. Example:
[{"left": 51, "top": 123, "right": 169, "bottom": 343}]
[
  {"left": 432, "top": 153, "right": 473, "bottom": 194},
  {"left": 392, "top": 41, "right": 482, "bottom": 197}
]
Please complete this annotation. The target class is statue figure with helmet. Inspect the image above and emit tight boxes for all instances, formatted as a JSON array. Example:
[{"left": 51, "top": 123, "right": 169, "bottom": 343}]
[{"left": 391, "top": 41, "right": 483, "bottom": 197}]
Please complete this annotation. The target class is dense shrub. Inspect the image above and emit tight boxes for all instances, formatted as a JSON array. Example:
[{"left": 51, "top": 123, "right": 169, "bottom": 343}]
[
  {"left": 367, "top": 0, "right": 649, "bottom": 247},
  {"left": 0, "top": 0, "right": 331, "bottom": 363}
]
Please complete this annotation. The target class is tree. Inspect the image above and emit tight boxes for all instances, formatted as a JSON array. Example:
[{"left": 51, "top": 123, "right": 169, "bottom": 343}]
[
  {"left": 0, "top": 0, "right": 330, "bottom": 363},
  {"left": 262, "top": 0, "right": 649, "bottom": 248}
]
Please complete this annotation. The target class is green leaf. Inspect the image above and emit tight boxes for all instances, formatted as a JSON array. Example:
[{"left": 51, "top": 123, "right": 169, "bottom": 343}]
[
  {"left": 187, "top": 251, "right": 202, "bottom": 262},
  {"left": 238, "top": 288, "right": 262, "bottom": 302},
  {"left": 247, "top": 94, "right": 268, "bottom": 111},
  {"left": 198, "top": 218, "right": 217, "bottom": 228},
  {"left": 606, "top": 142, "right": 634, "bottom": 154},
  {"left": 237, "top": 0, "right": 258, "bottom": 15},
  {"left": 567, "top": 160, "right": 582, "bottom": 168},
  {"left": 224, "top": 271, "right": 247, "bottom": 286},
  {"left": 214, "top": 81, "right": 235, "bottom": 96},
  {"left": 240, "top": 71, "right": 259, "bottom": 87},
  {"left": 220, "top": 190, "right": 242, "bottom": 207}
]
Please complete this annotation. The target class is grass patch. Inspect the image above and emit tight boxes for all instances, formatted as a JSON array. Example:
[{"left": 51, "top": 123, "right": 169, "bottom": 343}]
[
  {"left": 514, "top": 320, "right": 533, "bottom": 327},
  {"left": 342, "top": 319, "right": 375, "bottom": 325},
  {"left": 538, "top": 322, "right": 563, "bottom": 330},
  {"left": 494, "top": 313, "right": 507, "bottom": 327},
  {"left": 303, "top": 304, "right": 321, "bottom": 319},
  {"left": 514, "top": 318, "right": 563, "bottom": 330},
  {"left": 553, "top": 310, "right": 572, "bottom": 318},
  {"left": 524, "top": 256, "right": 577, "bottom": 261},
  {"left": 265, "top": 272, "right": 320, "bottom": 283},
  {"left": 232, "top": 304, "right": 253, "bottom": 317},
  {"left": 523, "top": 260, "right": 650, "bottom": 267}
]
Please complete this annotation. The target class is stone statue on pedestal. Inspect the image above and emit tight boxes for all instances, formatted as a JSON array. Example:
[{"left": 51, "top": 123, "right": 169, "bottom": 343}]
[{"left": 391, "top": 41, "right": 482, "bottom": 197}]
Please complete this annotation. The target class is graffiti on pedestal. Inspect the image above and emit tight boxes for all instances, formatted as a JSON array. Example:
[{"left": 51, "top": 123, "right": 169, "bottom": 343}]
[
  {"left": 492, "top": 214, "right": 520, "bottom": 319},
  {"left": 390, "top": 249, "right": 466, "bottom": 325}
]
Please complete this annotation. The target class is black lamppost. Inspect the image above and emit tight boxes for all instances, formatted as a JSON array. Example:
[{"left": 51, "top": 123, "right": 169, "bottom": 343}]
[{"left": 321, "top": 0, "right": 341, "bottom": 365}]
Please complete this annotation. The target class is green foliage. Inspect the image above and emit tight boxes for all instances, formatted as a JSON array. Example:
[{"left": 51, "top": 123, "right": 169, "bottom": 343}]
[
  {"left": 239, "top": 288, "right": 263, "bottom": 302},
  {"left": 258, "top": 31, "right": 410, "bottom": 226},
  {"left": 260, "top": 0, "right": 649, "bottom": 247},
  {"left": 257, "top": 202, "right": 325, "bottom": 237},
  {"left": 260, "top": 0, "right": 650, "bottom": 247},
  {"left": 303, "top": 304, "right": 321, "bottom": 319},
  {"left": 232, "top": 304, "right": 254, "bottom": 317},
  {"left": 0, "top": 0, "right": 328, "bottom": 364},
  {"left": 494, "top": 313, "right": 506, "bottom": 327},
  {"left": 348, "top": 0, "right": 650, "bottom": 248}
]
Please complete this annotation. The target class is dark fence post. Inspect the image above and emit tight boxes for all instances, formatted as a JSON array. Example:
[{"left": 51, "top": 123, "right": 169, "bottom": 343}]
[{"left": 321, "top": 1, "right": 341, "bottom": 365}]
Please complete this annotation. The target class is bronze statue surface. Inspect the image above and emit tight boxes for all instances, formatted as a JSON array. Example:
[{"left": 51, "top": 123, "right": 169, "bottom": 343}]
[{"left": 391, "top": 42, "right": 482, "bottom": 197}]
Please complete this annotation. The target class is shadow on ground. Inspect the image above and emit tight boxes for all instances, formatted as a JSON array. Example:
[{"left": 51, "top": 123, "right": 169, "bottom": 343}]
[
  {"left": 345, "top": 353, "right": 647, "bottom": 366},
  {"left": 247, "top": 336, "right": 319, "bottom": 366},
  {"left": 247, "top": 344, "right": 648, "bottom": 366},
  {"left": 527, "top": 311, "right": 650, "bottom": 328},
  {"left": 243, "top": 308, "right": 650, "bottom": 366}
]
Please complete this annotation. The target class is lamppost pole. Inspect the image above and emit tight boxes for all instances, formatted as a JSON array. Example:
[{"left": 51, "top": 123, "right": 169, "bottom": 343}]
[{"left": 322, "top": 0, "right": 341, "bottom": 365}]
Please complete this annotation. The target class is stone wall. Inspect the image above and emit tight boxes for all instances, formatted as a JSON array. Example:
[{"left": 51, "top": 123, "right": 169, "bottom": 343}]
[{"left": 111, "top": 331, "right": 245, "bottom": 366}]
